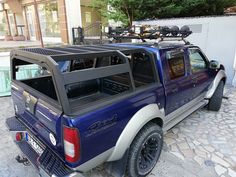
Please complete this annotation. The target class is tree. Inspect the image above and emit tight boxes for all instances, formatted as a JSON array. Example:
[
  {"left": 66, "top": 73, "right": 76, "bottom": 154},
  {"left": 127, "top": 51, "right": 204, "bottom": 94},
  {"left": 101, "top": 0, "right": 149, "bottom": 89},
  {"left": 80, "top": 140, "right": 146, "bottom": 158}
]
[{"left": 92, "top": 0, "right": 236, "bottom": 27}]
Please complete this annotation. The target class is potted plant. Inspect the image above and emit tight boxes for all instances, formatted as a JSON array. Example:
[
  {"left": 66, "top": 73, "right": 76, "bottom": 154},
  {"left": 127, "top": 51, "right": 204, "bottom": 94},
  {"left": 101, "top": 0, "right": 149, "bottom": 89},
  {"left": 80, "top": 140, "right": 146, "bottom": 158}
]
[{"left": 4, "top": 32, "right": 13, "bottom": 41}]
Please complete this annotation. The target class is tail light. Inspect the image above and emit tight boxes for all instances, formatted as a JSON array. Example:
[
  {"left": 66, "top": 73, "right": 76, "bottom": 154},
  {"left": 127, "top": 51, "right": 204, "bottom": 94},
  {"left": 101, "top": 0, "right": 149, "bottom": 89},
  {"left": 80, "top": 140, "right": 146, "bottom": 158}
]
[
  {"left": 63, "top": 126, "right": 80, "bottom": 163},
  {"left": 15, "top": 132, "right": 24, "bottom": 141}
]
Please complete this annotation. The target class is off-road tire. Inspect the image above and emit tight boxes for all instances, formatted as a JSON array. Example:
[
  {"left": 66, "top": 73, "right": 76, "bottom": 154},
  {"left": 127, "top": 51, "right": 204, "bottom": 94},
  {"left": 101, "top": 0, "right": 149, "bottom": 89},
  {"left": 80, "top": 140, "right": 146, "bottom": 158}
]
[
  {"left": 126, "top": 122, "right": 163, "bottom": 177},
  {"left": 208, "top": 80, "right": 224, "bottom": 111}
]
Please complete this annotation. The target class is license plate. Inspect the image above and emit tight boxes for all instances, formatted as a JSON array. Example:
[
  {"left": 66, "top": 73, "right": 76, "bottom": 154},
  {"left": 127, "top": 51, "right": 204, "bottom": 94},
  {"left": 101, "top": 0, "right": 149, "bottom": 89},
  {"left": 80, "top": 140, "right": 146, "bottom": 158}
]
[{"left": 26, "top": 132, "right": 44, "bottom": 155}]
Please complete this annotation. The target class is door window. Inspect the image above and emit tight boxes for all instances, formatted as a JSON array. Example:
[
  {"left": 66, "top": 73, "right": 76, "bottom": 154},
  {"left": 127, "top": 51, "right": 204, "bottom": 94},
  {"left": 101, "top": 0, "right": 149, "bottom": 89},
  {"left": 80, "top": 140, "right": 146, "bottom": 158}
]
[
  {"left": 166, "top": 49, "right": 186, "bottom": 80},
  {"left": 189, "top": 48, "right": 207, "bottom": 73}
]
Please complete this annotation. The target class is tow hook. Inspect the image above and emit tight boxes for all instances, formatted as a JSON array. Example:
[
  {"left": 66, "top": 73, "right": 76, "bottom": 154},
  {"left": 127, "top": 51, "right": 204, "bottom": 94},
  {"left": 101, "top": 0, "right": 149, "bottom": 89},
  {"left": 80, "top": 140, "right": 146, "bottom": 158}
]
[{"left": 15, "top": 155, "right": 30, "bottom": 166}]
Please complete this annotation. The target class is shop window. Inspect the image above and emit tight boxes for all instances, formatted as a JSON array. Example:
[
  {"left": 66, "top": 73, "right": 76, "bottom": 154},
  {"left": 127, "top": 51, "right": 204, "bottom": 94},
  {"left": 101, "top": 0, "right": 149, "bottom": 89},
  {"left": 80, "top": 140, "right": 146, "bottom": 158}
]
[
  {"left": 38, "top": 1, "right": 60, "bottom": 38},
  {"left": 0, "top": 11, "right": 7, "bottom": 36},
  {"left": 85, "top": 12, "right": 92, "bottom": 23}
]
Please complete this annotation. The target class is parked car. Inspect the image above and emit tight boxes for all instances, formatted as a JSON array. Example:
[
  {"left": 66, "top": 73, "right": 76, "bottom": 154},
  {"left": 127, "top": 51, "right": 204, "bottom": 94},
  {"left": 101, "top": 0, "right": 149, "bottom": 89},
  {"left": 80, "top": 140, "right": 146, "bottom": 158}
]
[{"left": 6, "top": 39, "right": 226, "bottom": 177}]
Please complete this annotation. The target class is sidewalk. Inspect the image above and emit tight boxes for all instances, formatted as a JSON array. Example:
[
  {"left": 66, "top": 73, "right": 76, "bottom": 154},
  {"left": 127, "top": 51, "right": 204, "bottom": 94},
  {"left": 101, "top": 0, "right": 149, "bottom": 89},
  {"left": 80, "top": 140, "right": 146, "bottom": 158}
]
[{"left": 0, "top": 40, "right": 62, "bottom": 52}]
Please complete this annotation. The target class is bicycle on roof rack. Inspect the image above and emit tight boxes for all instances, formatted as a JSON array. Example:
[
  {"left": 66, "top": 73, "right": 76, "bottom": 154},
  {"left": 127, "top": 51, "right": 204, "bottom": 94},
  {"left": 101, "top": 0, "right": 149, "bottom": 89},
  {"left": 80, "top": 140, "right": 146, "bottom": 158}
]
[{"left": 104, "top": 25, "right": 192, "bottom": 44}]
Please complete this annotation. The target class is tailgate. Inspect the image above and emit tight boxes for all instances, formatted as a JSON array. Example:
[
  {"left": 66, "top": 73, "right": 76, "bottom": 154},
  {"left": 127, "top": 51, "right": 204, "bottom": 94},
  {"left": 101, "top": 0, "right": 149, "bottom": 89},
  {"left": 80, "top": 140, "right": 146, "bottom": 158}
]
[{"left": 11, "top": 83, "right": 64, "bottom": 155}]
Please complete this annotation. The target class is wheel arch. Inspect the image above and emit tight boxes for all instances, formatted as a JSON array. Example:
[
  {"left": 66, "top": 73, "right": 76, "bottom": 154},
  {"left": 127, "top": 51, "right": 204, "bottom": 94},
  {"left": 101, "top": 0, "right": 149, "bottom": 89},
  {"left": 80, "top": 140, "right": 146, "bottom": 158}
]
[
  {"left": 221, "top": 77, "right": 226, "bottom": 84},
  {"left": 107, "top": 104, "right": 164, "bottom": 162},
  {"left": 205, "top": 70, "right": 227, "bottom": 99},
  {"left": 150, "top": 117, "right": 164, "bottom": 128}
]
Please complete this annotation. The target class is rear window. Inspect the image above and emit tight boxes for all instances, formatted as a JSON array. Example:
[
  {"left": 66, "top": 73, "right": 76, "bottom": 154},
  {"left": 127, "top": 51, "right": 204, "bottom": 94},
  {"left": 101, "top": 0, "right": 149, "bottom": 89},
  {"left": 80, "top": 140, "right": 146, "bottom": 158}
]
[
  {"left": 12, "top": 58, "right": 58, "bottom": 100},
  {"left": 126, "top": 52, "right": 156, "bottom": 87}
]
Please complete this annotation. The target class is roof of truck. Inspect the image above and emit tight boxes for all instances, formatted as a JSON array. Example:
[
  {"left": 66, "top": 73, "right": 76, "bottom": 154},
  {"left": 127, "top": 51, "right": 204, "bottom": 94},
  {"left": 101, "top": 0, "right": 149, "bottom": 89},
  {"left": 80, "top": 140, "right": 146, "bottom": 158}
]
[{"left": 112, "top": 42, "right": 187, "bottom": 50}]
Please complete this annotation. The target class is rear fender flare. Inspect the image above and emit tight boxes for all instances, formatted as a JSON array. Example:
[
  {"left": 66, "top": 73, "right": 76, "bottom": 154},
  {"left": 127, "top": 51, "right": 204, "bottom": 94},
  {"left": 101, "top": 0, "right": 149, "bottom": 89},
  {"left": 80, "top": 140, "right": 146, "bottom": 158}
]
[
  {"left": 107, "top": 104, "right": 164, "bottom": 162},
  {"left": 205, "top": 70, "right": 226, "bottom": 99}
]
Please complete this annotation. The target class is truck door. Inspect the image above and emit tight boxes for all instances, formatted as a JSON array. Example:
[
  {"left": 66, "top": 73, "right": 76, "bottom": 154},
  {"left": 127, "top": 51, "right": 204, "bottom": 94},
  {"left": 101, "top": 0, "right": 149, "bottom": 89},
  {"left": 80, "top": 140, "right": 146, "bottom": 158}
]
[
  {"left": 162, "top": 48, "right": 193, "bottom": 115},
  {"left": 187, "top": 47, "right": 212, "bottom": 99}
]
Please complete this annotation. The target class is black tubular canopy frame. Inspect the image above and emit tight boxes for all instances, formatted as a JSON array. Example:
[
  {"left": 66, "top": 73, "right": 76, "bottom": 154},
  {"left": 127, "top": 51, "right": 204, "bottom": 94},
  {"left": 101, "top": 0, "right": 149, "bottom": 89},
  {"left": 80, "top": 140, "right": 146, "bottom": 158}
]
[{"left": 10, "top": 45, "right": 153, "bottom": 115}]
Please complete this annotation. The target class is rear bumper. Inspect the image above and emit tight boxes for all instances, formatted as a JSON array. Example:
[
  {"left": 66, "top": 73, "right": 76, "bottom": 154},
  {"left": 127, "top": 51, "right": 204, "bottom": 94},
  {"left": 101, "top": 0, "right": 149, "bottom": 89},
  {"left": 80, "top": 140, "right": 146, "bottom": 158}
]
[{"left": 5, "top": 116, "right": 84, "bottom": 177}]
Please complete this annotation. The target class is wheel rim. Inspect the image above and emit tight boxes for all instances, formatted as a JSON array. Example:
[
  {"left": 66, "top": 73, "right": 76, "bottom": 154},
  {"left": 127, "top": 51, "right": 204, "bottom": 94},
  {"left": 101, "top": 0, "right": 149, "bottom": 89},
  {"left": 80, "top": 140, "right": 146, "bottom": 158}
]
[{"left": 137, "top": 133, "right": 161, "bottom": 175}]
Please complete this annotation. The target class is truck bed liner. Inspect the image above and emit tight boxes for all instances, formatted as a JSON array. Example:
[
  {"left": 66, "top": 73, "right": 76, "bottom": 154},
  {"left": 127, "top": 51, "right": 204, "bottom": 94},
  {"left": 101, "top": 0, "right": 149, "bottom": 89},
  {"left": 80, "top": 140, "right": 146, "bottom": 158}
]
[{"left": 70, "top": 92, "right": 110, "bottom": 108}]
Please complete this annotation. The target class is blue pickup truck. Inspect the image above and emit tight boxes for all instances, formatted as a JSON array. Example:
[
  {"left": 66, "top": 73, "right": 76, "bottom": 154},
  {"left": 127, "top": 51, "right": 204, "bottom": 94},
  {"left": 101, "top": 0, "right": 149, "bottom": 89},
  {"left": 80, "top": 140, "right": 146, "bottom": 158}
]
[{"left": 6, "top": 35, "right": 226, "bottom": 177}]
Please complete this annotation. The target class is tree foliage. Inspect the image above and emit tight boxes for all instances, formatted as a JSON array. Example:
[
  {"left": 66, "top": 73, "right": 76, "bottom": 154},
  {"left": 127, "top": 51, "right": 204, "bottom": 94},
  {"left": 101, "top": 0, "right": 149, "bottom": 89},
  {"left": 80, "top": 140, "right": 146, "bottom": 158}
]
[{"left": 92, "top": 0, "right": 236, "bottom": 26}]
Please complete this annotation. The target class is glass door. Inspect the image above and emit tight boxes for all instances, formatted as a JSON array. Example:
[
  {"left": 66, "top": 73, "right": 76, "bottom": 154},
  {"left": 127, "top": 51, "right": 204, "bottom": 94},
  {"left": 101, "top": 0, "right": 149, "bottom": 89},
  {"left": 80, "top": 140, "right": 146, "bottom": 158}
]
[
  {"left": 8, "top": 12, "right": 16, "bottom": 36},
  {"left": 26, "top": 5, "right": 36, "bottom": 40}
]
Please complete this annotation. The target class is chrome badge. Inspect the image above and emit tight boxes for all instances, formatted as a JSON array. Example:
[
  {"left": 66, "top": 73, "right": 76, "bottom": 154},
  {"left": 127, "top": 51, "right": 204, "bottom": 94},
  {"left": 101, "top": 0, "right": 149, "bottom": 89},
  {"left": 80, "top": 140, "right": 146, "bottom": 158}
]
[
  {"left": 49, "top": 133, "right": 56, "bottom": 146},
  {"left": 26, "top": 94, "right": 31, "bottom": 104},
  {"left": 14, "top": 104, "right": 18, "bottom": 113}
]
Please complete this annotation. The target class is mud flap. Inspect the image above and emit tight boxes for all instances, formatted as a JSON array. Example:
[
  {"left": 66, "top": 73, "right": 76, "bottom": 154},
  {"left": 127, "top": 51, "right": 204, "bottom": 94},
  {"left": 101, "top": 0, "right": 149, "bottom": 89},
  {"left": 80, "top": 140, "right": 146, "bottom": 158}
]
[{"left": 105, "top": 149, "right": 129, "bottom": 177}]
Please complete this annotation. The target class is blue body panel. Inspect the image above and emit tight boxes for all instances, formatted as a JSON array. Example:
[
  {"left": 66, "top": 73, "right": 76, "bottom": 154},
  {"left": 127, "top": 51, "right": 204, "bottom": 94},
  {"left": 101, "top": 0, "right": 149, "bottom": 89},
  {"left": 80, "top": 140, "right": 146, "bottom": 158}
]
[
  {"left": 12, "top": 85, "right": 65, "bottom": 158},
  {"left": 64, "top": 85, "right": 165, "bottom": 167}
]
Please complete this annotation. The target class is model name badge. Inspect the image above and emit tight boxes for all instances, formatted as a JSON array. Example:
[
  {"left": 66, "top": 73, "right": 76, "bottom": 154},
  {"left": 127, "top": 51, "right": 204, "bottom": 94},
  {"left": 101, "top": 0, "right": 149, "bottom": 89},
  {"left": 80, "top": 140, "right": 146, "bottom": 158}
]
[{"left": 86, "top": 114, "right": 118, "bottom": 137}]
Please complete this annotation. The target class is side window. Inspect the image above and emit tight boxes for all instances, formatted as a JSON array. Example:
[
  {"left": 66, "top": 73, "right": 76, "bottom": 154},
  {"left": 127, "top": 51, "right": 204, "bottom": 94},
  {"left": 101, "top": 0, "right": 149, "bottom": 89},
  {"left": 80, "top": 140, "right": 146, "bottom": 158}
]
[
  {"left": 128, "top": 52, "right": 156, "bottom": 87},
  {"left": 189, "top": 48, "right": 207, "bottom": 73},
  {"left": 166, "top": 49, "right": 186, "bottom": 80}
]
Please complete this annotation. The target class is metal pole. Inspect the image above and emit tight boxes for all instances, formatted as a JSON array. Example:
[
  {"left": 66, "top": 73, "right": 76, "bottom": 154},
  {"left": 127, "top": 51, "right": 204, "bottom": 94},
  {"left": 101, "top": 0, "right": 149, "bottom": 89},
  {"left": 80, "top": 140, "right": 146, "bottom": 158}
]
[{"left": 33, "top": 0, "right": 44, "bottom": 48}]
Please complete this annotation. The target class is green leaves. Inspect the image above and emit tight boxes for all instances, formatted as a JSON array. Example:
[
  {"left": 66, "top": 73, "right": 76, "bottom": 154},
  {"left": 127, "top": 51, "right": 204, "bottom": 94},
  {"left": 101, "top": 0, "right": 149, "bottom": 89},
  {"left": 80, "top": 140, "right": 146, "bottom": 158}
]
[{"left": 92, "top": 0, "right": 236, "bottom": 27}]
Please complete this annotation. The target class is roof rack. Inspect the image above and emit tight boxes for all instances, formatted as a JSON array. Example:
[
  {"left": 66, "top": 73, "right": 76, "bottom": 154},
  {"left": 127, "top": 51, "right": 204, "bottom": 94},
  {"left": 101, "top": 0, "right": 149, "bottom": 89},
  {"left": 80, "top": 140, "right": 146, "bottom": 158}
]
[{"left": 104, "top": 25, "right": 192, "bottom": 44}]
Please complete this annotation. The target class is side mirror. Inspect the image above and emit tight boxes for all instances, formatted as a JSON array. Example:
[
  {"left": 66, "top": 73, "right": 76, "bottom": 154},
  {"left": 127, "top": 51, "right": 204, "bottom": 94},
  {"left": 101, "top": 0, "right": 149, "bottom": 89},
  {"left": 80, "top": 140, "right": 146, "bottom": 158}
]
[{"left": 209, "top": 60, "right": 220, "bottom": 69}]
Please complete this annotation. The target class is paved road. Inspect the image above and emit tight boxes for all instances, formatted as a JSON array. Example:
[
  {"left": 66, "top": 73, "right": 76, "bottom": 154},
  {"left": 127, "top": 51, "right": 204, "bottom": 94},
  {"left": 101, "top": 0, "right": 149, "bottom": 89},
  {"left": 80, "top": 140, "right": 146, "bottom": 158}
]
[{"left": 0, "top": 87, "right": 236, "bottom": 177}]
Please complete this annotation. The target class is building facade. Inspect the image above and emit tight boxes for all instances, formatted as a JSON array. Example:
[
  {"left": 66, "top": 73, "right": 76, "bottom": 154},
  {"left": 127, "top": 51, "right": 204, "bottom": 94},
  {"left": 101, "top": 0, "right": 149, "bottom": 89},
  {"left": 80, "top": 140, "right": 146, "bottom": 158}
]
[{"left": 0, "top": 0, "right": 102, "bottom": 43}]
